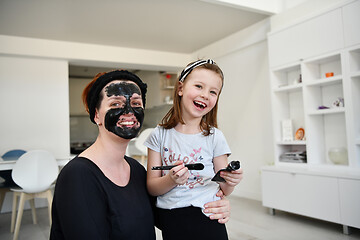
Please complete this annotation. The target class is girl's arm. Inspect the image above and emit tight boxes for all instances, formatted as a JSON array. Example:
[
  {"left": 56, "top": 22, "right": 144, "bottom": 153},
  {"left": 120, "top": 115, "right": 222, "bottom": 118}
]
[
  {"left": 213, "top": 155, "right": 243, "bottom": 196},
  {"left": 146, "top": 148, "right": 190, "bottom": 196}
]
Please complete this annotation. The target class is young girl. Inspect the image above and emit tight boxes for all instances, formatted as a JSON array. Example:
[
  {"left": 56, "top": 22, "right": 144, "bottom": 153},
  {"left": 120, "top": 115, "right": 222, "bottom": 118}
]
[{"left": 145, "top": 59, "right": 243, "bottom": 240}]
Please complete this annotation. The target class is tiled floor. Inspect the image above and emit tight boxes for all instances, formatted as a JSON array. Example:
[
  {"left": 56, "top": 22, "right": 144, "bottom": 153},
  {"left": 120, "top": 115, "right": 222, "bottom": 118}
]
[{"left": 0, "top": 196, "right": 359, "bottom": 240}]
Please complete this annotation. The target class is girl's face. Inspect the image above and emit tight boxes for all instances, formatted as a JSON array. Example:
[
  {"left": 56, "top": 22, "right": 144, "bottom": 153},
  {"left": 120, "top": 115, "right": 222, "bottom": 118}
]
[
  {"left": 178, "top": 68, "right": 222, "bottom": 121},
  {"left": 96, "top": 80, "right": 144, "bottom": 139}
]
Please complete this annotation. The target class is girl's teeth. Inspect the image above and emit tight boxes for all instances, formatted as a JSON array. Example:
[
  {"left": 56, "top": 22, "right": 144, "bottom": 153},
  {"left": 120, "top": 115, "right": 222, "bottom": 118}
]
[
  {"left": 120, "top": 121, "right": 134, "bottom": 125},
  {"left": 194, "top": 101, "right": 206, "bottom": 108}
]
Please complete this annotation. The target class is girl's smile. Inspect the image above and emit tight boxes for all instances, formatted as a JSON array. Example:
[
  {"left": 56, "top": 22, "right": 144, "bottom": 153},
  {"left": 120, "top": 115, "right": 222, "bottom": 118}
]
[{"left": 193, "top": 100, "right": 207, "bottom": 110}]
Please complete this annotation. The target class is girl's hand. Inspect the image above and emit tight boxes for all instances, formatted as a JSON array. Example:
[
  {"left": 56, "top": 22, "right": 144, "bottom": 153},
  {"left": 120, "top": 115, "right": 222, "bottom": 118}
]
[
  {"left": 203, "top": 190, "right": 230, "bottom": 224},
  {"left": 220, "top": 168, "right": 243, "bottom": 187},
  {"left": 168, "top": 161, "right": 189, "bottom": 185}
]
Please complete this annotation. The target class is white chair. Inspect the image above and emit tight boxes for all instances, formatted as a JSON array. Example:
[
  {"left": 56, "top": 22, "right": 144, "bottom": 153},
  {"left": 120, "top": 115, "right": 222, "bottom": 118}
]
[
  {"left": 10, "top": 150, "right": 59, "bottom": 240},
  {"left": 0, "top": 149, "right": 26, "bottom": 212},
  {"left": 129, "top": 128, "right": 154, "bottom": 165}
]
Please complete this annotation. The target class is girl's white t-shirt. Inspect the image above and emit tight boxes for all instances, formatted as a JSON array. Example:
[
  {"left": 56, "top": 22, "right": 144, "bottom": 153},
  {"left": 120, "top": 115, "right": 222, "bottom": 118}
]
[{"left": 144, "top": 126, "right": 231, "bottom": 214}]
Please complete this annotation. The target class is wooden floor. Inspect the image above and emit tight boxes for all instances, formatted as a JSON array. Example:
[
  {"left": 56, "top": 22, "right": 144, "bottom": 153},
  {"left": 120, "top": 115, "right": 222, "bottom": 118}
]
[{"left": 0, "top": 196, "right": 359, "bottom": 240}]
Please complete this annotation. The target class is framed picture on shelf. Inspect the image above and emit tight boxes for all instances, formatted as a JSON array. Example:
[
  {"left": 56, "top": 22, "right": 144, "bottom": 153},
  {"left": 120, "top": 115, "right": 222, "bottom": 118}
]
[
  {"left": 295, "top": 127, "right": 305, "bottom": 140},
  {"left": 282, "top": 119, "right": 293, "bottom": 141}
]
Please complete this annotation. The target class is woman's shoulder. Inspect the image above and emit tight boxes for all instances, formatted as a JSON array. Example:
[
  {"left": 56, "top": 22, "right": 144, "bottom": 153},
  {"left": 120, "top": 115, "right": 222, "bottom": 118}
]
[
  {"left": 59, "top": 156, "right": 98, "bottom": 178},
  {"left": 54, "top": 156, "right": 101, "bottom": 189},
  {"left": 125, "top": 156, "right": 146, "bottom": 172},
  {"left": 64, "top": 156, "right": 94, "bottom": 168}
]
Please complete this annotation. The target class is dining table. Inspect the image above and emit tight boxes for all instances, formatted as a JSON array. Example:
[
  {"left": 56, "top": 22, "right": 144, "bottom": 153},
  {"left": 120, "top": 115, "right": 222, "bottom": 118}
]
[{"left": 0, "top": 157, "right": 71, "bottom": 171}]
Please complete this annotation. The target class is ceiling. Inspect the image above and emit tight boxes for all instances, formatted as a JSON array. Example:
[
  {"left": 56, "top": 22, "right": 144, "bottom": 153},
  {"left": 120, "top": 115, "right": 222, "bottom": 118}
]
[{"left": 0, "top": 0, "right": 271, "bottom": 54}]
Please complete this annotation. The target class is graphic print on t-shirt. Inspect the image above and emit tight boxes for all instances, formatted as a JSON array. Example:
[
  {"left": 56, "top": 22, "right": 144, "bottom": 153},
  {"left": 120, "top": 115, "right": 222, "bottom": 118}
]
[{"left": 162, "top": 146, "right": 205, "bottom": 189}]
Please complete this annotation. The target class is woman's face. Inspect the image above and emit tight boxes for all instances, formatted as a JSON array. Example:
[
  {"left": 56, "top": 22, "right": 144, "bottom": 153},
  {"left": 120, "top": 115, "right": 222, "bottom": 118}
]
[{"left": 96, "top": 80, "right": 144, "bottom": 139}]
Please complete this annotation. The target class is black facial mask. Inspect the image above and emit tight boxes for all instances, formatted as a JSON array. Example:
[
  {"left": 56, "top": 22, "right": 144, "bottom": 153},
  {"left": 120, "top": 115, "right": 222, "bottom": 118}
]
[{"left": 104, "top": 82, "right": 144, "bottom": 139}]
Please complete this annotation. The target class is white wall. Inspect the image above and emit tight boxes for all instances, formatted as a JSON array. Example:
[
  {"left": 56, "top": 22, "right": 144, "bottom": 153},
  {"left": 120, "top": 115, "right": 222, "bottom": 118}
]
[
  {"left": 216, "top": 42, "right": 273, "bottom": 200},
  {"left": 193, "top": 19, "right": 273, "bottom": 200},
  {"left": 0, "top": 56, "right": 69, "bottom": 213},
  {"left": 136, "top": 70, "right": 163, "bottom": 109},
  {"left": 0, "top": 35, "right": 190, "bottom": 72},
  {"left": 0, "top": 34, "right": 191, "bottom": 159},
  {"left": 0, "top": 56, "right": 70, "bottom": 159}
]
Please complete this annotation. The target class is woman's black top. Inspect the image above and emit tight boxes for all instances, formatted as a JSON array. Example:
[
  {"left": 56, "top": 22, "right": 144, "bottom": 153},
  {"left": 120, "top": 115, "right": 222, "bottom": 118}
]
[{"left": 50, "top": 156, "right": 156, "bottom": 240}]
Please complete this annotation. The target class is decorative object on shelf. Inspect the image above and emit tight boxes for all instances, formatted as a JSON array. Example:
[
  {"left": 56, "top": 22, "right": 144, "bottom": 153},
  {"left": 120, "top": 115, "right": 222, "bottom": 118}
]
[
  {"left": 295, "top": 127, "right": 305, "bottom": 140},
  {"left": 318, "top": 105, "right": 330, "bottom": 110},
  {"left": 164, "top": 96, "right": 173, "bottom": 104},
  {"left": 332, "top": 97, "right": 344, "bottom": 108},
  {"left": 293, "top": 74, "right": 302, "bottom": 85},
  {"left": 165, "top": 74, "right": 172, "bottom": 87},
  {"left": 328, "top": 147, "right": 348, "bottom": 165},
  {"left": 282, "top": 119, "right": 293, "bottom": 141},
  {"left": 325, "top": 72, "right": 334, "bottom": 78},
  {"left": 279, "top": 151, "right": 307, "bottom": 163}
]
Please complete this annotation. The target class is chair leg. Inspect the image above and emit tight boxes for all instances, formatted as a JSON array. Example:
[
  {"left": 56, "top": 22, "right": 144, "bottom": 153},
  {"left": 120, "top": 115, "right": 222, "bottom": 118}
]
[
  {"left": 141, "top": 155, "right": 146, "bottom": 165},
  {"left": 13, "top": 192, "right": 26, "bottom": 240},
  {"left": 0, "top": 188, "right": 8, "bottom": 212},
  {"left": 46, "top": 190, "right": 53, "bottom": 225},
  {"left": 0, "top": 188, "right": 7, "bottom": 212},
  {"left": 11, "top": 192, "right": 19, "bottom": 233},
  {"left": 29, "top": 198, "right": 37, "bottom": 224}
]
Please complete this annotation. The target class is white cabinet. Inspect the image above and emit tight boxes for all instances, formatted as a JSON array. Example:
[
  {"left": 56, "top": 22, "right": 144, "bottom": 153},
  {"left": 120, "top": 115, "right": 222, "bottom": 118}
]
[
  {"left": 346, "top": 46, "right": 360, "bottom": 165},
  {"left": 268, "top": 8, "right": 344, "bottom": 68},
  {"left": 262, "top": 168, "right": 341, "bottom": 223},
  {"left": 268, "top": 3, "right": 360, "bottom": 169},
  {"left": 262, "top": 167, "right": 360, "bottom": 229},
  {"left": 343, "top": 0, "right": 360, "bottom": 48},
  {"left": 339, "top": 178, "right": 360, "bottom": 228},
  {"left": 264, "top": 1, "right": 360, "bottom": 233}
]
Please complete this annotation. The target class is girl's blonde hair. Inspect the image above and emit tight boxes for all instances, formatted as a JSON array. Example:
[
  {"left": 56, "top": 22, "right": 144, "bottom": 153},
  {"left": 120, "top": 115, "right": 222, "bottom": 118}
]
[{"left": 160, "top": 60, "right": 224, "bottom": 136}]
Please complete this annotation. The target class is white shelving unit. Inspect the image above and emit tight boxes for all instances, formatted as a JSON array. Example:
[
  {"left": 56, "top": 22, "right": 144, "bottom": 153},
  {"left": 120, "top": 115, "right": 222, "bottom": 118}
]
[
  {"left": 262, "top": 0, "right": 360, "bottom": 234},
  {"left": 347, "top": 47, "right": 360, "bottom": 164},
  {"left": 303, "top": 51, "right": 348, "bottom": 166},
  {"left": 160, "top": 72, "right": 177, "bottom": 105}
]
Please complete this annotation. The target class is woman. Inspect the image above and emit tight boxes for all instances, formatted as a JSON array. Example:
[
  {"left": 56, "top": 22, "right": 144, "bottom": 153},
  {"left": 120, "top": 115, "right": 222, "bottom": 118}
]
[{"left": 50, "top": 70, "right": 231, "bottom": 240}]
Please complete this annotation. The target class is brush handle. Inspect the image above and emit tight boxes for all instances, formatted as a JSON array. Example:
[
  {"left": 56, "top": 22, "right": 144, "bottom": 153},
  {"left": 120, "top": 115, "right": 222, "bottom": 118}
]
[{"left": 151, "top": 163, "right": 204, "bottom": 170}]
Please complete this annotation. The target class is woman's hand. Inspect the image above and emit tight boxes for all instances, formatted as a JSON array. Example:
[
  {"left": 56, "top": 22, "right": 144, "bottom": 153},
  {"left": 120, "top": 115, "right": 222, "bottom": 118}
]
[
  {"left": 203, "top": 190, "right": 230, "bottom": 224},
  {"left": 168, "top": 161, "right": 189, "bottom": 185},
  {"left": 221, "top": 168, "right": 243, "bottom": 187}
]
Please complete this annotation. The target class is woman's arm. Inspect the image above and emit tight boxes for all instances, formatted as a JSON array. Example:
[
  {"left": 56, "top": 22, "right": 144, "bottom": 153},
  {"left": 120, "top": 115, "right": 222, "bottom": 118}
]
[
  {"left": 146, "top": 148, "right": 190, "bottom": 196},
  {"left": 203, "top": 190, "right": 230, "bottom": 224}
]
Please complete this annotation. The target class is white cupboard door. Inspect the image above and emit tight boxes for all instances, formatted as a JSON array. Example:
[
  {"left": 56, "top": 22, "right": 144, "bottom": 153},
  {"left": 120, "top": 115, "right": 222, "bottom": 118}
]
[
  {"left": 268, "top": 9, "right": 343, "bottom": 68},
  {"left": 339, "top": 178, "right": 360, "bottom": 228},
  {"left": 293, "top": 174, "right": 340, "bottom": 223},
  {"left": 262, "top": 170, "right": 295, "bottom": 211},
  {"left": 342, "top": 1, "right": 360, "bottom": 48},
  {"left": 262, "top": 170, "right": 341, "bottom": 223}
]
